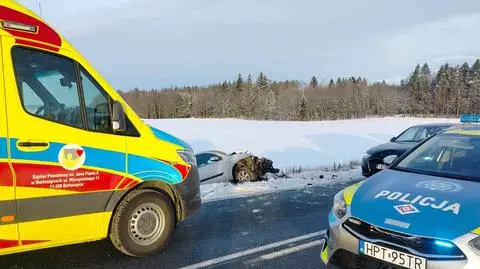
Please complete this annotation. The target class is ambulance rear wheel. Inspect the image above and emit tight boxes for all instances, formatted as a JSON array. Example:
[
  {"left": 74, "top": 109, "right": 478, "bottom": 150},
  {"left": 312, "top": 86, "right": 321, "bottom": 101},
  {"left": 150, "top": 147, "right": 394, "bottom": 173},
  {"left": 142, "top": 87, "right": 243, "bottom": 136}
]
[{"left": 109, "top": 189, "right": 175, "bottom": 257}]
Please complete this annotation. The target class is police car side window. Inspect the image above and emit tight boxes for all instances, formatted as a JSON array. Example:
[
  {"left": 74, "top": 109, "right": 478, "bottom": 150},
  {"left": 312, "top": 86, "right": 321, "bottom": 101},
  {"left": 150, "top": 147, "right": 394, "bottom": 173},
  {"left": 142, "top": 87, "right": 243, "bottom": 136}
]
[{"left": 79, "top": 68, "right": 112, "bottom": 133}]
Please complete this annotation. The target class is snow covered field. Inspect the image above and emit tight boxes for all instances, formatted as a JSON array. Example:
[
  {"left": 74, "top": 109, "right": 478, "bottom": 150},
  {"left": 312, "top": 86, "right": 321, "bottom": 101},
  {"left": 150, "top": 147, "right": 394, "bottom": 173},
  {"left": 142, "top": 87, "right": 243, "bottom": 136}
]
[
  {"left": 145, "top": 116, "right": 459, "bottom": 201},
  {"left": 145, "top": 116, "right": 459, "bottom": 169}
]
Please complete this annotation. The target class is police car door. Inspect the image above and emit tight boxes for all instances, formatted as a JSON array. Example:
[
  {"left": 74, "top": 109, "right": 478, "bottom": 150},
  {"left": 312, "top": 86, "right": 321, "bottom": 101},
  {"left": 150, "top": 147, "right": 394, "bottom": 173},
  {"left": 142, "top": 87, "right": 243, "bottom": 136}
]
[
  {"left": 0, "top": 38, "right": 19, "bottom": 253},
  {"left": 2, "top": 41, "right": 127, "bottom": 246}
]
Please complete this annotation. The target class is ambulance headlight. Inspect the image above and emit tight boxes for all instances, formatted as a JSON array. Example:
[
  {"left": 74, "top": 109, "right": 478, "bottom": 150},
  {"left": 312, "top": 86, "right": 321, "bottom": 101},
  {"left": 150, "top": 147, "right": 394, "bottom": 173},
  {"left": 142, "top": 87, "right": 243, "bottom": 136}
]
[
  {"left": 177, "top": 149, "right": 197, "bottom": 166},
  {"left": 468, "top": 236, "right": 480, "bottom": 254},
  {"left": 333, "top": 192, "right": 347, "bottom": 219}
]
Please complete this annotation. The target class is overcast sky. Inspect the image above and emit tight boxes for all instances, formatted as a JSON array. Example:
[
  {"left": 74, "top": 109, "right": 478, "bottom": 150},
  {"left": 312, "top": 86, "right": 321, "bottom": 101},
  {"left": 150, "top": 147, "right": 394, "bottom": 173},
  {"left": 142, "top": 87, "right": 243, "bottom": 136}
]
[{"left": 17, "top": 0, "right": 480, "bottom": 90}]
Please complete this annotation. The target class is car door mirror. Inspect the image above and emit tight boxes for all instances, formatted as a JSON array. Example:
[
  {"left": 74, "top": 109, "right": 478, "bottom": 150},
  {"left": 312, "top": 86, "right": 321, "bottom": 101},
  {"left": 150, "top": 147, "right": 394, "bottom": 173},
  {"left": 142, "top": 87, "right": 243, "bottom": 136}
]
[
  {"left": 383, "top": 155, "right": 398, "bottom": 165},
  {"left": 390, "top": 137, "right": 396, "bottom": 142},
  {"left": 208, "top": 156, "right": 220, "bottom": 164},
  {"left": 112, "top": 101, "right": 126, "bottom": 132},
  {"left": 94, "top": 103, "right": 108, "bottom": 126}
]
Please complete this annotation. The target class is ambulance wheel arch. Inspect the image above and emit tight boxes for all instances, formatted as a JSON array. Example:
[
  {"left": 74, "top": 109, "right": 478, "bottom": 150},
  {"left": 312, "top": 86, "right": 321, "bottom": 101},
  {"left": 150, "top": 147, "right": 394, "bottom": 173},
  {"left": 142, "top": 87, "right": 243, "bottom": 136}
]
[{"left": 106, "top": 181, "right": 183, "bottom": 226}]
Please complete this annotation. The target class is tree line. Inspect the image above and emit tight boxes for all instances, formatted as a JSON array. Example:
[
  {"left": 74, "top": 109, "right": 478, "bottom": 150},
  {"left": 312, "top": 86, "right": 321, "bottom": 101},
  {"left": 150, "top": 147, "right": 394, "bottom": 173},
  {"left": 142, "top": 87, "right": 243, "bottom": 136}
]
[{"left": 119, "top": 59, "right": 480, "bottom": 121}]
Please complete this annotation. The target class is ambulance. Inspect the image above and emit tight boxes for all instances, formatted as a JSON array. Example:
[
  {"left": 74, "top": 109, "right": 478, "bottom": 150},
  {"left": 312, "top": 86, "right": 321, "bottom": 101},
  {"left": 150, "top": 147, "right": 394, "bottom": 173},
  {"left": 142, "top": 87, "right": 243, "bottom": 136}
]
[{"left": 0, "top": 0, "right": 200, "bottom": 257}]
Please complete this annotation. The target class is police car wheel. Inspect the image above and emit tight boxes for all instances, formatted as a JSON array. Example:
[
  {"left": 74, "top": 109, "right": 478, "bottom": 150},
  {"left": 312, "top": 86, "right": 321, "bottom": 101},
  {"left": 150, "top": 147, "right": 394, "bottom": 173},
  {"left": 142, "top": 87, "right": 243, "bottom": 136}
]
[{"left": 109, "top": 189, "right": 175, "bottom": 257}]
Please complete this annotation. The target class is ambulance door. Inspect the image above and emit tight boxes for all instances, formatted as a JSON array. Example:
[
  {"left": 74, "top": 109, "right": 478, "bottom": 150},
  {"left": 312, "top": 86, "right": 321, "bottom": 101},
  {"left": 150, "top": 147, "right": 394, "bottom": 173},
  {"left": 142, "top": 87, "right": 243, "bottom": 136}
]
[
  {"left": 2, "top": 39, "right": 127, "bottom": 245},
  {"left": 0, "top": 37, "right": 19, "bottom": 253}
]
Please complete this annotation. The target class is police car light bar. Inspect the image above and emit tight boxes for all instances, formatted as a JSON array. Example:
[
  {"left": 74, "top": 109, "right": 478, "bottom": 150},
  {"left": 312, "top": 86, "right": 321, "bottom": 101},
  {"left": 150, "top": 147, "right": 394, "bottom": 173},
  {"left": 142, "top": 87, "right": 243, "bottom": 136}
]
[
  {"left": 460, "top": 114, "right": 480, "bottom": 123},
  {"left": 1, "top": 20, "right": 38, "bottom": 33}
]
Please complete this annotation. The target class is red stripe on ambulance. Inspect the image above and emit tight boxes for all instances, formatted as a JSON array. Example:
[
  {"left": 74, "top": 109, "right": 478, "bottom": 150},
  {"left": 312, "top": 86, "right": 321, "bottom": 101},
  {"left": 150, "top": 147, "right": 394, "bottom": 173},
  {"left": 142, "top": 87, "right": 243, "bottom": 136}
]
[
  {"left": 13, "top": 163, "right": 124, "bottom": 192},
  {"left": 0, "top": 162, "right": 13, "bottom": 186},
  {"left": 117, "top": 178, "right": 133, "bottom": 189},
  {"left": 174, "top": 163, "right": 191, "bottom": 180},
  {"left": 0, "top": 240, "right": 19, "bottom": 249},
  {"left": 0, "top": 6, "right": 62, "bottom": 49}
]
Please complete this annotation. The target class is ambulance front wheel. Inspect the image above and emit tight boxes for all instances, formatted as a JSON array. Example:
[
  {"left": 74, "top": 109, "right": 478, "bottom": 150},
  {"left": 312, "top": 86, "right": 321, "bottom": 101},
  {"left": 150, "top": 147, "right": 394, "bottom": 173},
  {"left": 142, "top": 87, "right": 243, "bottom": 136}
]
[{"left": 109, "top": 189, "right": 175, "bottom": 257}]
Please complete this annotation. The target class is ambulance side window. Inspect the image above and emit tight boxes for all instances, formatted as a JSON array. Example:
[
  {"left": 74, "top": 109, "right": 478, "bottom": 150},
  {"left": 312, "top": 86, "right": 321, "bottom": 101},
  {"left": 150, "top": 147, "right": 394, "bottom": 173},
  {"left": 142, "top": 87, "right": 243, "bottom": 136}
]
[
  {"left": 20, "top": 81, "right": 45, "bottom": 116},
  {"left": 79, "top": 68, "right": 112, "bottom": 133},
  {"left": 12, "top": 47, "right": 83, "bottom": 128}
]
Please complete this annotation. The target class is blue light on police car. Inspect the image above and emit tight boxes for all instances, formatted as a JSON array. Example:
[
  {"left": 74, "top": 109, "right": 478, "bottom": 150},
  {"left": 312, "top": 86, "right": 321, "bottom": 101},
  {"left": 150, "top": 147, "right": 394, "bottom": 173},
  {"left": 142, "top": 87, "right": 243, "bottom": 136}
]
[
  {"left": 460, "top": 114, "right": 480, "bottom": 123},
  {"left": 435, "top": 240, "right": 454, "bottom": 248}
]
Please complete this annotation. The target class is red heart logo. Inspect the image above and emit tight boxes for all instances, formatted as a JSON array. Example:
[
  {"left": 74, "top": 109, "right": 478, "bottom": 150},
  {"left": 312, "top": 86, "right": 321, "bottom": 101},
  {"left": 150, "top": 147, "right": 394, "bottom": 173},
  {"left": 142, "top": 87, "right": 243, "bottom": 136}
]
[{"left": 76, "top": 149, "right": 84, "bottom": 156}]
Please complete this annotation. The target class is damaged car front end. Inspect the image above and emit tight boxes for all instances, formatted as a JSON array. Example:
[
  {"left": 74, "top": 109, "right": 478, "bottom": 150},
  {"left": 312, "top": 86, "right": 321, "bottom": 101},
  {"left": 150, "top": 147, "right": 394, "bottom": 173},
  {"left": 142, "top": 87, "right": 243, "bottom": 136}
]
[{"left": 196, "top": 150, "right": 279, "bottom": 184}]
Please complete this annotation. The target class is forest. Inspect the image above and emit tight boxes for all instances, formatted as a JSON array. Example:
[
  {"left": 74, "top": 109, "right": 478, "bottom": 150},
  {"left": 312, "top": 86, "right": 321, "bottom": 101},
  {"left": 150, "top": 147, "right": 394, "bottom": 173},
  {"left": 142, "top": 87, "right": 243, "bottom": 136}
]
[{"left": 119, "top": 59, "right": 480, "bottom": 121}]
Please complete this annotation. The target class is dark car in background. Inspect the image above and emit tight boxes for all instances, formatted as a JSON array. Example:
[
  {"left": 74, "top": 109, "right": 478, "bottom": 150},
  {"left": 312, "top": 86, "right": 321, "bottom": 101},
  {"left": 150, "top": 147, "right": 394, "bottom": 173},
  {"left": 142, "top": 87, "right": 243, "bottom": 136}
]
[{"left": 361, "top": 123, "right": 457, "bottom": 177}]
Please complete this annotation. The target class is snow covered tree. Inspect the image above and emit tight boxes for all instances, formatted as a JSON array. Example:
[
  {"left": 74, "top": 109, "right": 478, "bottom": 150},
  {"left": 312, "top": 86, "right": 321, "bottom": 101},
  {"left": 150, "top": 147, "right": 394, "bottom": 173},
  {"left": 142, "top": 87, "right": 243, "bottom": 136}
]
[
  {"left": 309, "top": 76, "right": 318, "bottom": 89},
  {"left": 256, "top": 72, "right": 269, "bottom": 90},
  {"left": 296, "top": 93, "right": 308, "bottom": 120},
  {"left": 247, "top": 73, "right": 253, "bottom": 87},
  {"left": 328, "top": 79, "right": 335, "bottom": 88},
  {"left": 236, "top": 73, "right": 244, "bottom": 91}
]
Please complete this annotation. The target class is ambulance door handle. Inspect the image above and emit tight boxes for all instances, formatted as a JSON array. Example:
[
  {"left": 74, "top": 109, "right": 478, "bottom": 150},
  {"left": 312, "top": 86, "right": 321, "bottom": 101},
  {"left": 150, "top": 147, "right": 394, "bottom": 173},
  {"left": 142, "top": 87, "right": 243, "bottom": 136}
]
[{"left": 17, "top": 141, "right": 49, "bottom": 148}]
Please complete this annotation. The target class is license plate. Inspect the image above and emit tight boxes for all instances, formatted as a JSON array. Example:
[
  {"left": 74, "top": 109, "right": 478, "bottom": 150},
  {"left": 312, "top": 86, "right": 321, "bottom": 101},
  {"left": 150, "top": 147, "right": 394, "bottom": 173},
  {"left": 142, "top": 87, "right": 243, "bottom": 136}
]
[
  {"left": 359, "top": 241, "right": 427, "bottom": 269},
  {"left": 377, "top": 164, "right": 387, "bottom": 170}
]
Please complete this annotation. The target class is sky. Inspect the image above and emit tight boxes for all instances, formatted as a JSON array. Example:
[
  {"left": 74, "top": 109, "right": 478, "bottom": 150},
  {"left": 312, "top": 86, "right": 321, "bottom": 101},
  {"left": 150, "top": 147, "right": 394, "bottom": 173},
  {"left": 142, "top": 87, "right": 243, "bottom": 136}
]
[{"left": 16, "top": 0, "right": 480, "bottom": 90}]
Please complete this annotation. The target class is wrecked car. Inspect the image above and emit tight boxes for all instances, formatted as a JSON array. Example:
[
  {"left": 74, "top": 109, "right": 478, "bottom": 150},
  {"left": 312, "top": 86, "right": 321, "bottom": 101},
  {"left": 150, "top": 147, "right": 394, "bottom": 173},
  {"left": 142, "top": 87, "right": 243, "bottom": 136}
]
[{"left": 195, "top": 150, "right": 279, "bottom": 184}]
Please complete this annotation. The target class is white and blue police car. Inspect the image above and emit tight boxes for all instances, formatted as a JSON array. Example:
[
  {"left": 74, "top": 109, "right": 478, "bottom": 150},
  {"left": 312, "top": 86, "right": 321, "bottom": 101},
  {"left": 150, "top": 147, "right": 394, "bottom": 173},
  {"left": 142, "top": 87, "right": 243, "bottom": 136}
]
[{"left": 321, "top": 114, "right": 480, "bottom": 269}]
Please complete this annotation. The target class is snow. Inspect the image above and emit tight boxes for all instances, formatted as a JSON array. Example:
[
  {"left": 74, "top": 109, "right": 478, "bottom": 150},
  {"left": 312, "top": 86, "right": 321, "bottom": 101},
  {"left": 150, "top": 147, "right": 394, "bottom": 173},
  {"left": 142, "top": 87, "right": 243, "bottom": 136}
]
[
  {"left": 144, "top": 116, "right": 459, "bottom": 201},
  {"left": 199, "top": 168, "right": 362, "bottom": 202},
  {"left": 145, "top": 116, "right": 459, "bottom": 169}
]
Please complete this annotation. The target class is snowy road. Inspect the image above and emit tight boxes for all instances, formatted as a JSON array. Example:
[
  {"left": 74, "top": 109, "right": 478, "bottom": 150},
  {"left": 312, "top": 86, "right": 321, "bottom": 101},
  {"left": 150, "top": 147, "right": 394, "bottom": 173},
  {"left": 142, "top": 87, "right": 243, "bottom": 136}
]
[{"left": 2, "top": 181, "right": 359, "bottom": 269}]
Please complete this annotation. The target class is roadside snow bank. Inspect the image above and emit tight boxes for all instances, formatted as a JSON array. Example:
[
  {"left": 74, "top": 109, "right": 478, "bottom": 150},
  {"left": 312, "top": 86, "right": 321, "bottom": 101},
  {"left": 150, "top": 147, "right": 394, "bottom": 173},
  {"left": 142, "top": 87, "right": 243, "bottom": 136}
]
[
  {"left": 144, "top": 117, "right": 458, "bottom": 169},
  {"left": 200, "top": 168, "right": 362, "bottom": 202}
]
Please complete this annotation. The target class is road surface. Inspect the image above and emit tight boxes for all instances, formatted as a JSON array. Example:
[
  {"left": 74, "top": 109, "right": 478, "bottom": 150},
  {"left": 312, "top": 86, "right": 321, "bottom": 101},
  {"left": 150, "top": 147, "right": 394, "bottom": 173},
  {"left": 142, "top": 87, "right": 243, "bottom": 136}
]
[{"left": 2, "top": 180, "right": 358, "bottom": 269}]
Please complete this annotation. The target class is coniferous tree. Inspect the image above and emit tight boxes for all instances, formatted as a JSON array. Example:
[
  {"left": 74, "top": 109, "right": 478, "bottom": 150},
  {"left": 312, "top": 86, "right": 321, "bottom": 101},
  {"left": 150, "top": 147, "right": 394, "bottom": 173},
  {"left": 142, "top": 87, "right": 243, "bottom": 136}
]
[
  {"left": 120, "top": 59, "right": 480, "bottom": 120},
  {"left": 408, "top": 64, "right": 422, "bottom": 114},
  {"left": 296, "top": 93, "right": 308, "bottom": 120},
  {"left": 471, "top": 59, "right": 480, "bottom": 75},
  {"left": 309, "top": 76, "right": 319, "bottom": 89},
  {"left": 236, "top": 73, "right": 244, "bottom": 91},
  {"left": 247, "top": 74, "right": 253, "bottom": 87},
  {"left": 328, "top": 79, "right": 335, "bottom": 88},
  {"left": 419, "top": 63, "right": 432, "bottom": 114}
]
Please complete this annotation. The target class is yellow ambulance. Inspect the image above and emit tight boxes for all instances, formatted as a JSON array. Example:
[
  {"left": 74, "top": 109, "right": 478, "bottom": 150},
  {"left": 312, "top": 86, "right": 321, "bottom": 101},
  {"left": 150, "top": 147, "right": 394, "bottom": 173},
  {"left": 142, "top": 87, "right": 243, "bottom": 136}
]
[{"left": 0, "top": 0, "right": 201, "bottom": 257}]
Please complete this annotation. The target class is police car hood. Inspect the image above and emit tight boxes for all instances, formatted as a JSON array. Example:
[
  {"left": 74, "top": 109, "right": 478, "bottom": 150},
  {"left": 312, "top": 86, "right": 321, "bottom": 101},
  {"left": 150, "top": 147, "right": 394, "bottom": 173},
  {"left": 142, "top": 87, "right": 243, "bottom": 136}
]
[{"left": 351, "top": 169, "right": 480, "bottom": 240}]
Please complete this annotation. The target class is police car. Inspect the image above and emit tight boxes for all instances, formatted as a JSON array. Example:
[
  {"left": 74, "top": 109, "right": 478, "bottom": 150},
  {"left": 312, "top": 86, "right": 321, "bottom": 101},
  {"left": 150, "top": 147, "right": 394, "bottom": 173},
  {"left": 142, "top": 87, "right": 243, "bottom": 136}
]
[{"left": 321, "top": 114, "right": 480, "bottom": 269}]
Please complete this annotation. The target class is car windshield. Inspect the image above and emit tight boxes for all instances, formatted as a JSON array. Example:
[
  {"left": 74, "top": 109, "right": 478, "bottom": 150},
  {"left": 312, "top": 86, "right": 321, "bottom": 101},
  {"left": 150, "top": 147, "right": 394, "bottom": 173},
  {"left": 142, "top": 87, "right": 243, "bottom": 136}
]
[
  {"left": 395, "top": 125, "right": 449, "bottom": 142},
  {"left": 393, "top": 132, "right": 480, "bottom": 181}
]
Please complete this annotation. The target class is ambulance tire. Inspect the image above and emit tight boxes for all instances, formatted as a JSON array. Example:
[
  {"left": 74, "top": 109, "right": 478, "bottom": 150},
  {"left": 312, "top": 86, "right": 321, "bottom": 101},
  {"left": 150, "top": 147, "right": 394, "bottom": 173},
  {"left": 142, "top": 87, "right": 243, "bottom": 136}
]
[{"left": 109, "top": 189, "right": 175, "bottom": 257}]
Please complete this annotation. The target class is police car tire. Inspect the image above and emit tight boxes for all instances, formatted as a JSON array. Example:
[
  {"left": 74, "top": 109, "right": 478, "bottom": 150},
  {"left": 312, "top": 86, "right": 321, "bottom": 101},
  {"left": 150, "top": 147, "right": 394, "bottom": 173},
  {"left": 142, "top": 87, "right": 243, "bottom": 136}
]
[{"left": 109, "top": 189, "right": 175, "bottom": 257}]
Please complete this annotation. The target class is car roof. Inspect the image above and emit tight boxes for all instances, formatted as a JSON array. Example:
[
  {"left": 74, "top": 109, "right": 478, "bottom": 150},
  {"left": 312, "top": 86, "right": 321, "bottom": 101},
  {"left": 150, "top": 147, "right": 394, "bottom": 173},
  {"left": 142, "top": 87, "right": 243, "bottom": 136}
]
[
  {"left": 196, "top": 150, "right": 227, "bottom": 156},
  {"left": 409, "top": 122, "right": 459, "bottom": 127},
  {"left": 445, "top": 123, "right": 480, "bottom": 136}
]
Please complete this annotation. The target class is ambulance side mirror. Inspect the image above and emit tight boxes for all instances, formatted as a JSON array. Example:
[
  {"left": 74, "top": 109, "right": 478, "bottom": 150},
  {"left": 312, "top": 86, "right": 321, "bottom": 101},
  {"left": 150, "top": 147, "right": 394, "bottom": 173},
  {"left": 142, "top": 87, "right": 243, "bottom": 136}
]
[{"left": 112, "top": 101, "right": 127, "bottom": 132}]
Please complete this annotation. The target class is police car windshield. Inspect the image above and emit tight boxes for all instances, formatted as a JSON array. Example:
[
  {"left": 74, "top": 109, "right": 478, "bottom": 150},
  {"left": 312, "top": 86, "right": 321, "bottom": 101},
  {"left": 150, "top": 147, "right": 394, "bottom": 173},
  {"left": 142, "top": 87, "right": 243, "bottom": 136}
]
[
  {"left": 395, "top": 126, "right": 449, "bottom": 143},
  {"left": 394, "top": 133, "right": 480, "bottom": 181}
]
